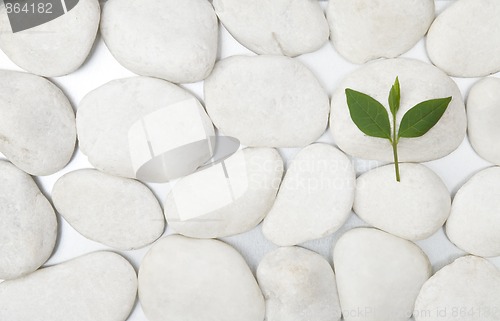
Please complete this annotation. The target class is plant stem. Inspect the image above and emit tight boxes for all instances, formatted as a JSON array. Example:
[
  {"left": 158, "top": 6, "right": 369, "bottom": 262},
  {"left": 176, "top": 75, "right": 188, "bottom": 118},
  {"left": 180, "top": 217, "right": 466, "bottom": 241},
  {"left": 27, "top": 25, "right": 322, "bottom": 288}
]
[
  {"left": 392, "top": 139, "right": 400, "bottom": 182},
  {"left": 392, "top": 113, "right": 401, "bottom": 182}
]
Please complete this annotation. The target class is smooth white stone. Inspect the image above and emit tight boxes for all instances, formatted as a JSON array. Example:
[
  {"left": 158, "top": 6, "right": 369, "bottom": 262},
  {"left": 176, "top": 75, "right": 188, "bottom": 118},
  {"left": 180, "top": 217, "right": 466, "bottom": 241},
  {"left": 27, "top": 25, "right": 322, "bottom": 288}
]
[
  {"left": 354, "top": 163, "right": 451, "bottom": 241},
  {"left": 0, "top": 251, "right": 137, "bottom": 321},
  {"left": 164, "top": 148, "right": 283, "bottom": 238},
  {"left": 426, "top": 0, "right": 500, "bottom": 77},
  {"left": 205, "top": 55, "right": 330, "bottom": 147},
  {"left": 101, "top": 0, "right": 217, "bottom": 83},
  {"left": 330, "top": 58, "right": 466, "bottom": 162},
  {"left": 0, "top": 0, "right": 100, "bottom": 77},
  {"left": 0, "top": 161, "right": 57, "bottom": 280},
  {"left": 334, "top": 228, "right": 431, "bottom": 321},
  {"left": 52, "top": 169, "right": 165, "bottom": 250},
  {"left": 467, "top": 77, "right": 500, "bottom": 165},
  {"left": 139, "top": 235, "right": 265, "bottom": 321},
  {"left": 262, "top": 144, "right": 355, "bottom": 246},
  {"left": 327, "top": 0, "right": 434, "bottom": 64},
  {"left": 0, "top": 70, "right": 76, "bottom": 176},
  {"left": 414, "top": 256, "right": 500, "bottom": 321},
  {"left": 446, "top": 167, "right": 500, "bottom": 257},
  {"left": 213, "top": 0, "right": 329, "bottom": 56},
  {"left": 257, "top": 247, "right": 341, "bottom": 321},
  {"left": 77, "top": 77, "right": 214, "bottom": 181}
]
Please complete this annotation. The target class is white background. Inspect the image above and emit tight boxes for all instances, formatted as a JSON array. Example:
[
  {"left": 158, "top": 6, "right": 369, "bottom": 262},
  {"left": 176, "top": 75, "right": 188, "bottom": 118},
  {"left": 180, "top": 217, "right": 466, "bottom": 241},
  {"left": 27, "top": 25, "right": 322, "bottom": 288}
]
[{"left": 0, "top": 1, "right": 499, "bottom": 320}]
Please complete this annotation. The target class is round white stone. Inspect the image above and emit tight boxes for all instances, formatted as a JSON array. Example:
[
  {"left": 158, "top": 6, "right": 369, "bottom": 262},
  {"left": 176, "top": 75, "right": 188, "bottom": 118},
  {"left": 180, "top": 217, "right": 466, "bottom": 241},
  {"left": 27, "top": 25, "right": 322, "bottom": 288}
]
[
  {"left": 426, "top": 0, "right": 500, "bottom": 77},
  {"left": 327, "top": 0, "right": 434, "bottom": 64},
  {"left": 0, "top": 161, "right": 57, "bottom": 280},
  {"left": 354, "top": 163, "right": 451, "bottom": 241},
  {"left": 164, "top": 148, "right": 283, "bottom": 238},
  {"left": 467, "top": 77, "right": 500, "bottom": 165},
  {"left": 334, "top": 228, "right": 431, "bottom": 321},
  {"left": 0, "top": 251, "right": 137, "bottom": 321},
  {"left": 139, "top": 235, "right": 265, "bottom": 321},
  {"left": 414, "top": 256, "right": 500, "bottom": 321},
  {"left": 330, "top": 58, "right": 467, "bottom": 162},
  {"left": 205, "top": 55, "right": 330, "bottom": 147},
  {"left": 0, "top": 70, "right": 76, "bottom": 176},
  {"left": 213, "top": 0, "right": 329, "bottom": 57},
  {"left": 0, "top": 0, "right": 100, "bottom": 77},
  {"left": 446, "top": 167, "right": 500, "bottom": 257},
  {"left": 262, "top": 143, "right": 355, "bottom": 246},
  {"left": 52, "top": 169, "right": 165, "bottom": 250},
  {"left": 257, "top": 247, "right": 341, "bottom": 321},
  {"left": 101, "top": 0, "right": 217, "bottom": 83},
  {"left": 77, "top": 77, "right": 214, "bottom": 181}
]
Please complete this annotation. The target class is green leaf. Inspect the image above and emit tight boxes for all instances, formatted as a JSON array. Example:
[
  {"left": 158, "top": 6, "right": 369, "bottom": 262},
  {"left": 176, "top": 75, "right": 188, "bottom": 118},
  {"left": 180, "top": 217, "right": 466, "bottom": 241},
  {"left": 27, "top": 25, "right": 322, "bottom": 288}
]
[
  {"left": 397, "top": 97, "right": 452, "bottom": 138},
  {"left": 345, "top": 88, "right": 392, "bottom": 140},
  {"left": 388, "top": 76, "right": 400, "bottom": 116}
]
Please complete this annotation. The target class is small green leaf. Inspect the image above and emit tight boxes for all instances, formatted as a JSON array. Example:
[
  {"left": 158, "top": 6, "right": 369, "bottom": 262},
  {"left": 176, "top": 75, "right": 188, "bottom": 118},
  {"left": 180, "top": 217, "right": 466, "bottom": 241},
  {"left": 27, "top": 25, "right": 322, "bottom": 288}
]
[
  {"left": 388, "top": 76, "right": 400, "bottom": 116},
  {"left": 397, "top": 97, "right": 452, "bottom": 138},
  {"left": 345, "top": 88, "right": 392, "bottom": 140}
]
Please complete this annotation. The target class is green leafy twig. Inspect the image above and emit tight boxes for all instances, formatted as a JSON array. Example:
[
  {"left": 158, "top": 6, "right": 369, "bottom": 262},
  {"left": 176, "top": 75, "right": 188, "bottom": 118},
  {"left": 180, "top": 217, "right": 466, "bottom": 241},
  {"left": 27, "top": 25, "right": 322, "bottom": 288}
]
[{"left": 345, "top": 77, "right": 452, "bottom": 182}]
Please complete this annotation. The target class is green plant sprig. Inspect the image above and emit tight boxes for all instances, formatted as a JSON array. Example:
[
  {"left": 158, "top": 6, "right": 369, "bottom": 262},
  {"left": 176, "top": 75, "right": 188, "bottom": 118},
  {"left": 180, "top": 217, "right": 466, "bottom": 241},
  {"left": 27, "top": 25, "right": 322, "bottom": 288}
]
[{"left": 345, "top": 77, "right": 452, "bottom": 182}]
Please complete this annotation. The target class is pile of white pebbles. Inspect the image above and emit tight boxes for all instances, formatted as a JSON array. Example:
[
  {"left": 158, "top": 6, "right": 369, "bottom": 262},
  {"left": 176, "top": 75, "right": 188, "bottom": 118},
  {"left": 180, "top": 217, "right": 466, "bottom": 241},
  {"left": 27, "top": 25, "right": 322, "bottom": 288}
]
[{"left": 1, "top": 0, "right": 500, "bottom": 320}]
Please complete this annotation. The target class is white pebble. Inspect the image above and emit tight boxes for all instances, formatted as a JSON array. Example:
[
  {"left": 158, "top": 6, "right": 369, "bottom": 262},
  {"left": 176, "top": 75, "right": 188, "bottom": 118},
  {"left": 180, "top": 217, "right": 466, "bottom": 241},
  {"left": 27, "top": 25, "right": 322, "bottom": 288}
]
[
  {"left": 101, "top": 0, "right": 217, "bottom": 83},
  {"left": 354, "top": 163, "right": 451, "bottom": 241},
  {"left": 257, "top": 247, "right": 341, "bottom": 321},
  {"left": 263, "top": 144, "right": 355, "bottom": 246},
  {"left": 52, "top": 169, "right": 165, "bottom": 250},
  {"left": 0, "top": 251, "right": 137, "bottom": 321},
  {"left": 334, "top": 228, "right": 431, "bottom": 321},
  {"left": 0, "top": 70, "right": 76, "bottom": 176},
  {"left": 330, "top": 58, "right": 466, "bottom": 162},
  {"left": 164, "top": 148, "right": 283, "bottom": 238},
  {"left": 0, "top": 0, "right": 100, "bottom": 77},
  {"left": 205, "top": 55, "right": 329, "bottom": 147},
  {"left": 139, "top": 235, "right": 265, "bottom": 321},
  {"left": 414, "top": 256, "right": 500, "bottom": 321},
  {"left": 446, "top": 167, "right": 500, "bottom": 257},
  {"left": 0, "top": 161, "right": 57, "bottom": 280},
  {"left": 213, "top": 0, "right": 329, "bottom": 56},
  {"left": 327, "top": 0, "right": 434, "bottom": 64},
  {"left": 467, "top": 77, "right": 500, "bottom": 165},
  {"left": 426, "top": 0, "right": 500, "bottom": 77},
  {"left": 77, "top": 77, "right": 214, "bottom": 181}
]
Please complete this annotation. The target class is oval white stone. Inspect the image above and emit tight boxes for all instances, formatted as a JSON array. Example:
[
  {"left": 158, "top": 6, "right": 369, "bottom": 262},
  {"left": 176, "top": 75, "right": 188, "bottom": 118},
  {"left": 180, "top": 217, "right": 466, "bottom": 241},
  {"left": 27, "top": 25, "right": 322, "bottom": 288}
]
[
  {"left": 330, "top": 58, "right": 467, "bottom": 162},
  {"left": 414, "top": 256, "right": 500, "bottom": 321},
  {"left": 213, "top": 0, "right": 329, "bottom": 56},
  {"left": 327, "top": 0, "right": 434, "bottom": 64},
  {"left": 257, "top": 247, "right": 341, "bottom": 321},
  {"left": 446, "top": 167, "right": 500, "bottom": 257},
  {"left": 0, "top": 161, "right": 57, "bottom": 280},
  {"left": 354, "top": 163, "right": 451, "bottom": 241},
  {"left": 101, "top": 0, "right": 217, "bottom": 83},
  {"left": 426, "top": 0, "right": 500, "bottom": 77},
  {"left": 164, "top": 148, "right": 283, "bottom": 238},
  {"left": 0, "top": 251, "right": 137, "bottom": 321},
  {"left": 262, "top": 143, "right": 355, "bottom": 246},
  {"left": 77, "top": 77, "right": 214, "bottom": 181},
  {"left": 334, "top": 228, "right": 431, "bottom": 321},
  {"left": 0, "top": 70, "right": 76, "bottom": 176},
  {"left": 139, "top": 235, "right": 265, "bottom": 321},
  {"left": 467, "top": 77, "right": 500, "bottom": 165},
  {"left": 0, "top": 0, "right": 100, "bottom": 77},
  {"left": 52, "top": 169, "right": 165, "bottom": 250},
  {"left": 205, "top": 55, "right": 330, "bottom": 147}
]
